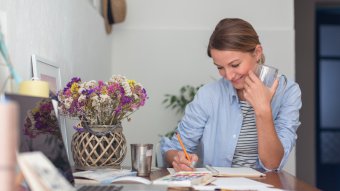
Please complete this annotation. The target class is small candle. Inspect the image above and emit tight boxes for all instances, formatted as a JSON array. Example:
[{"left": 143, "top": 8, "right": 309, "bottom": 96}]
[{"left": 19, "top": 80, "right": 49, "bottom": 98}]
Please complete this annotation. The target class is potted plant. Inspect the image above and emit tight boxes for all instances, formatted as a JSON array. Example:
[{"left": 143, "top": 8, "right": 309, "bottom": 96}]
[
  {"left": 57, "top": 75, "right": 148, "bottom": 169},
  {"left": 162, "top": 85, "right": 202, "bottom": 138}
]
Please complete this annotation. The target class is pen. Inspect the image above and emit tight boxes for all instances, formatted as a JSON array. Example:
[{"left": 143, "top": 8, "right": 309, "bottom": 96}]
[
  {"left": 175, "top": 132, "right": 192, "bottom": 164},
  {"left": 215, "top": 189, "right": 257, "bottom": 191},
  {"left": 205, "top": 164, "right": 219, "bottom": 176}
]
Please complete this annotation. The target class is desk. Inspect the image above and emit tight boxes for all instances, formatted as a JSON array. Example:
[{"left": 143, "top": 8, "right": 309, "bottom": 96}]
[
  {"left": 76, "top": 168, "right": 320, "bottom": 191},
  {"left": 147, "top": 168, "right": 320, "bottom": 191}
]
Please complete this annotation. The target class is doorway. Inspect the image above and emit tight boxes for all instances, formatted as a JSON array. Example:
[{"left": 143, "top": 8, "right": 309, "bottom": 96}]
[{"left": 316, "top": 6, "right": 340, "bottom": 191}]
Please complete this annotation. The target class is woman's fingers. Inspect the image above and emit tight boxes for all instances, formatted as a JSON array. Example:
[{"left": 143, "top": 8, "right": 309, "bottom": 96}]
[
  {"left": 172, "top": 161, "right": 181, "bottom": 172},
  {"left": 173, "top": 152, "right": 198, "bottom": 172},
  {"left": 172, "top": 160, "right": 194, "bottom": 172},
  {"left": 191, "top": 154, "right": 199, "bottom": 163}
]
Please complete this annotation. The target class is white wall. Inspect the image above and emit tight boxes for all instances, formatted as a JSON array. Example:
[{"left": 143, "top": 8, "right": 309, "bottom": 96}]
[
  {"left": 0, "top": 0, "right": 112, "bottom": 163},
  {"left": 111, "top": 0, "right": 296, "bottom": 174},
  {"left": 0, "top": 0, "right": 296, "bottom": 174},
  {"left": 0, "top": 0, "right": 112, "bottom": 83}
]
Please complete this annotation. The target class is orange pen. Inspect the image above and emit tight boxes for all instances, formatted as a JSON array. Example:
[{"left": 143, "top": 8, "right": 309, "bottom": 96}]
[{"left": 176, "top": 132, "right": 192, "bottom": 163}]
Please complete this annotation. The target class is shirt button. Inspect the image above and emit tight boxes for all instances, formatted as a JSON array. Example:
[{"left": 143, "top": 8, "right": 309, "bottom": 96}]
[{"left": 233, "top": 134, "right": 236, "bottom": 138}]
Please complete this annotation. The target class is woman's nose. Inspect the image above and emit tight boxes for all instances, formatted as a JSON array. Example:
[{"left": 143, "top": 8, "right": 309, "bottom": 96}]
[{"left": 225, "top": 69, "right": 235, "bottom": 81}]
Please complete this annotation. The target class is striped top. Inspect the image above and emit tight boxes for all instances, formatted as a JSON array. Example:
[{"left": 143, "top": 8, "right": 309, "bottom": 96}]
[{"left": 231, "top": 101, "right": 258, "bottom": 168}]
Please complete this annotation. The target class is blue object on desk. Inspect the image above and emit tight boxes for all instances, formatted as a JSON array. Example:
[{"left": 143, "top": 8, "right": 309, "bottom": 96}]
[{"left": 0, "top": 31, "right": 21, "bottom": 84}]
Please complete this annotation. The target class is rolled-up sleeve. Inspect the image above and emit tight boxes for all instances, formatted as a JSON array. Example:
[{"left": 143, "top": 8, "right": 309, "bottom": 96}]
[
  {"left": 259, "top": 82, "right": 302, "bottom": 171},
  {"left": 161, "top": 86, "right": 211, "bottom": 155}
]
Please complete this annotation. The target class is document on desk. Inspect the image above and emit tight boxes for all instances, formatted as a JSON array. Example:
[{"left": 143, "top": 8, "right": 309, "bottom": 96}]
[
  {"left": 193, "top": 177, "right": 275, "bottom": 191},
  {"left": 153, "top": 171, "right": 215, "bottom": 187},
  {"left": 205, "top": 165, "right": 266, "bottom": 177},
  {"left": 168, "top": 166, "right": 265, "bottom": 177}
]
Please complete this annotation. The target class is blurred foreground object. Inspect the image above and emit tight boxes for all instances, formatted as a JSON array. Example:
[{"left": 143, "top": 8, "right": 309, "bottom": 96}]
[{"left": 0, "top": 101, "right": 18, "bottom": 191}]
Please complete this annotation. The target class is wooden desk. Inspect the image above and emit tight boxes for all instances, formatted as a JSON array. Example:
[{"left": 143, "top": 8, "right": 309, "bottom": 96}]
[{"left": 148, "top": 168, "right": 320, "bottom": 191}]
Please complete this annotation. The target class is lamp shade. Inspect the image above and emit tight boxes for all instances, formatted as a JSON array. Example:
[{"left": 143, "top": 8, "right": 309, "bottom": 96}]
[{"left": 19, "top": 80, "right": 49, "bottom": 98}]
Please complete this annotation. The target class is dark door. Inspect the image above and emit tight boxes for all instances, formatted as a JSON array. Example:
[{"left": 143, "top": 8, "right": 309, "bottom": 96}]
[{"left": 316, "top": 6, "right": 340, "bottom": 191}]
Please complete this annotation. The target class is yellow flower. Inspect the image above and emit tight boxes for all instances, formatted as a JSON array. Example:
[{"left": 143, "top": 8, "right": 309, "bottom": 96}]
[
  {"left": 71, "top": 83, "right": 79, "bottom": 94},
  {"left": 128, "top": 80, "right": 136, "bottom": 87},
  {"left": 101, "top": 86, "right": 108, "bottom": 95},
  {"left": 32, "top": 107, "right": 39, "bottom": 113}
]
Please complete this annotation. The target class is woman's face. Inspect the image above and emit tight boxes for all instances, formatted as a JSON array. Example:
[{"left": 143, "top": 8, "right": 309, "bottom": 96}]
[{"left": 211, "top": 48, "right": 260, "bottom": 90}]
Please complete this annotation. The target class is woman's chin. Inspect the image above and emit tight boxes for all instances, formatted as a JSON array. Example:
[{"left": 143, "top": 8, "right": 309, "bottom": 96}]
[{"left": 231, "top": 82, "right": 244, "bottom": 90}]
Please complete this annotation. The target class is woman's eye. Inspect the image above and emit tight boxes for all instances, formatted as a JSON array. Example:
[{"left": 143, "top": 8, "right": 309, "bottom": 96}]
[
  {"left": 231, "top": 63, "right": 240, "bottom": 68},
  {"left": 217, "top": 67, "right": 223, "bottom": 70}
]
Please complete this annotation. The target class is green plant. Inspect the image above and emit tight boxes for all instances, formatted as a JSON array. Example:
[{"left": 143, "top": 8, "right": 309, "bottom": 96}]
[{"left": 162, "top": 85, "right": 202, "bottom": 138}]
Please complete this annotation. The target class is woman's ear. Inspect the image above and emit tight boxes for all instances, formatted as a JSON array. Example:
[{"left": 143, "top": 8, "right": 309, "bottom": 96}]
[{"left": 254, "top": 44, "right": 263, "bottom": 61}]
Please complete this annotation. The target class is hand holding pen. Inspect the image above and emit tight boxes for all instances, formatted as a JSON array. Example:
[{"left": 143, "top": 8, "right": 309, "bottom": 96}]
[{"left": 172, "top": 132, "right": 198, "bottom": 172}]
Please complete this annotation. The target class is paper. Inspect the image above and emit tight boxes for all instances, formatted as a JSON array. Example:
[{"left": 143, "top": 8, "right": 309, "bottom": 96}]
[
  {"left": 193, "top": 185, "right": 284, "bottom": 191},
  {"left": 193, "top": 177, "right": 275, "bottom": 191},
  {"left": 205, "top": 165, "right": 266, "bottom": 177},
  {"left": 167, "top": 166, "right": 265, "bottom": 177},
  {"left": 213, "top": 177, "right": 272, "bottom": 189},
  {"left": 73, "top": 169, "right": 137, "bottom": 184},
  {"left": 18, "top": 152, "right": 75, "bottom": 191},
  {"left": 167, "top": 168, "right": 176, "bottom": 175}
]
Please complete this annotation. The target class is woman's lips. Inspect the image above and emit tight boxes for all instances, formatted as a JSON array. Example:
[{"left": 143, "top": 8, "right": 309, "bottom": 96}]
[{"left": 232, "top": 76, "right": 244, "bottom": 84}]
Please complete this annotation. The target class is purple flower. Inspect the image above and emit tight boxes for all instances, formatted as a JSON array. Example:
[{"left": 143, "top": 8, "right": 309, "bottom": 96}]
[
  {"left": 58, "top": 76, "right": 148, "bottom": 129},
  {"left": 87, "top": 89, "right": 95, "bottom": 96},
  {"left": 65, "top": 77, "right": 81, "bottom": 88},
  {"left": 23, "top": 99, "right": 60, "bottom": 139},
  {"left": 121, "top": 96, "right": 132, "bottom": 105},
  {"left": 98, "top": 80, "right": 104, "bottom": 87},
  {"left": 73, "top": 125, "right": 85, "bottom": 133}
]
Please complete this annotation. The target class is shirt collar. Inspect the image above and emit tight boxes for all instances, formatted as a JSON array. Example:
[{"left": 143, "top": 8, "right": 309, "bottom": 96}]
[{"left": 221, "top": 78, "right": 239, "bottom": 104}]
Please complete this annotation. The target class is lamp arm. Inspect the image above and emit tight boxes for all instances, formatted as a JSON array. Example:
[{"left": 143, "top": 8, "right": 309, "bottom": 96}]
[{"left": 0, "top": 32, "right": 21, "bottom": 84}]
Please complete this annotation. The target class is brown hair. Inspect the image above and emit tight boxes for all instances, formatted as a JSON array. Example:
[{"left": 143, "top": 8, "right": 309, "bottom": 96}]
[{"left": 207, "top": 18, "right": 265, "bottom": 63}]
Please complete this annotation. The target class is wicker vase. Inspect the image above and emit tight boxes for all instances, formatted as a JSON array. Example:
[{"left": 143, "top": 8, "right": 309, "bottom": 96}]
[{"left": 71, "top": 123, "right": 127, "bottom": 170}]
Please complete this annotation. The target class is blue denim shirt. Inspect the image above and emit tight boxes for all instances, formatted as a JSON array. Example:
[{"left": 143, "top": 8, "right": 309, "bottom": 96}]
[{"left": 161, "top": 77, "right": 302, "bottom": 171}]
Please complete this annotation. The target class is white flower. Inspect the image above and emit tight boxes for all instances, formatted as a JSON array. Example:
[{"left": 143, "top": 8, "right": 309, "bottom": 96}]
[
  {"left": 91, "top": 95, "right": 100, "bottom": 108},
  {"left": 99, "top": 94, "right": 110, "bottom": 103},
  {"left": 78, "top": 87, "right": 85, "bottom": 94},
  {"left": 26, "top": 111, "right": 36, "bottom": 127},
  {"left": 110, "top": 75, "right": 127, "bottom": 83},
  {"left": 122, "top": 81, "right": 132, "bottom": 96},
  {"left": 64, "top": 97, "right": 73, "bottom": 109},
  {"left": 84, "top": 80, "right": 97, "bottom": 89},
  {"left": 78, "top": 94, "right": 86, "bottom": 102}
]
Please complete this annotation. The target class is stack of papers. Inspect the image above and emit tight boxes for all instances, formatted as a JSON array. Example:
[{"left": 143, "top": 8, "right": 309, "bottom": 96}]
[{"left": 167, "top": 167, "right": 282, "bottom": 191}]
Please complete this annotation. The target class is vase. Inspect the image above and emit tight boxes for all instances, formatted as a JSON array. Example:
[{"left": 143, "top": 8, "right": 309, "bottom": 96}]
[{"left": 71, "top": 122, "right": 127, "bottom": 170}]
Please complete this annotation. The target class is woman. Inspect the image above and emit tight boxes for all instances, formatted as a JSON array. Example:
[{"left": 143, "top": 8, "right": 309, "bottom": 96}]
[{"left": 161, "top": 18, "right": 302, "bottom": 172}]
